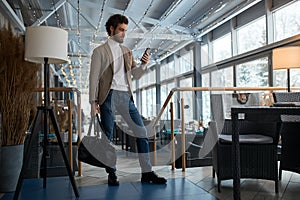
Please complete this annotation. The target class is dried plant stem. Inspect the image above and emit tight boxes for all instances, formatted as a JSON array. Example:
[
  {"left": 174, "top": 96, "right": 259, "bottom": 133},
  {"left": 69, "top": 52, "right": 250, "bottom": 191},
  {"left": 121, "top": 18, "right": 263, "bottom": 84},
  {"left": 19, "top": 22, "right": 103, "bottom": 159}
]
[{"left": 0, "top": 26, "right": 40, "bottom": 146}]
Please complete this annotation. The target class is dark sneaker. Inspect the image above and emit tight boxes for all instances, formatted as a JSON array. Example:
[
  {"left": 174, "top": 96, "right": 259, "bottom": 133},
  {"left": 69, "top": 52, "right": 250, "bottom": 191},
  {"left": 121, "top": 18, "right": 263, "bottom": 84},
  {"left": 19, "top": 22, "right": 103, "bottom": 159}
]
[
  {"left": 108, "top": 172, "right": 119, "bottom": 186},
  {"left": 141, "top": 171, "right": 167, "bottom": 184}
]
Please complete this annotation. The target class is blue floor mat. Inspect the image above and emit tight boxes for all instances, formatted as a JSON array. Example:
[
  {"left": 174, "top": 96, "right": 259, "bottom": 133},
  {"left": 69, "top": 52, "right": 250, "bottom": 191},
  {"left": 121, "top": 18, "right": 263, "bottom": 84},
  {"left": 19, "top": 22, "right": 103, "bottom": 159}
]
[{"left": 2, "top": 177, "right": 218, "bottom": 200}]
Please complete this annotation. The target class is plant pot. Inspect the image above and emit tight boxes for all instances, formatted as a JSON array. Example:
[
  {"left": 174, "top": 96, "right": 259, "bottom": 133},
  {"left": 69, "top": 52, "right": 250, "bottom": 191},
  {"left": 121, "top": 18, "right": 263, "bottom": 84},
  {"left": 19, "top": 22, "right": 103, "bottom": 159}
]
[{"left": 0, "top": 144, "right": 24, "bottom": 192}]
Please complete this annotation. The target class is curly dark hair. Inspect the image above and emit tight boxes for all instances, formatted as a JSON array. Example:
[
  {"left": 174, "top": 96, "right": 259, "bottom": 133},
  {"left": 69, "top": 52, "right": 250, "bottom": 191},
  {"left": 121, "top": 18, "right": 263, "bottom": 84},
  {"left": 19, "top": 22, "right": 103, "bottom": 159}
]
[{"left": 105, "top": 14, "right": 128, "bottom": 36}]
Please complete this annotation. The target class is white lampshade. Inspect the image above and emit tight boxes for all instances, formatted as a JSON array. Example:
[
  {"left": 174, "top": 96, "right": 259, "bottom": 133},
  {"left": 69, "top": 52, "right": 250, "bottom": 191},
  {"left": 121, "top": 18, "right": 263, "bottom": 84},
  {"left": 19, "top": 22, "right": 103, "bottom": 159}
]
[
  {"left": 25, "top": 26, "right": 68, "bottom": 64},
  {"left": 272, "top": 46, "right": 300, "bottom": 70}
]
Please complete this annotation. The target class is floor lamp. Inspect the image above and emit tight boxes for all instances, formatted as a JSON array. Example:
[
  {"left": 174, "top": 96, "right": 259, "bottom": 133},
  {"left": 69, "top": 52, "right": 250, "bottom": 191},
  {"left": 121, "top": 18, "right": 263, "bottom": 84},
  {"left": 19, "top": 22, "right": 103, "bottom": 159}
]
[
  {"left": 13, "top": 26, "right": 79, "bottom": 200},
  {"left": 273, "top": 46, "right": 300, "bottom": 92}
]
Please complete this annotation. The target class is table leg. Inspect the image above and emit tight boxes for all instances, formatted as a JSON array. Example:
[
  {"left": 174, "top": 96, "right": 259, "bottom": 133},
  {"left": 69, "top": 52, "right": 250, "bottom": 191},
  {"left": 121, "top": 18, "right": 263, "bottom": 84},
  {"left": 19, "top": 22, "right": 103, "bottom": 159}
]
[{"left": 232, "top": 113, "right": 240, "bottom": 200}]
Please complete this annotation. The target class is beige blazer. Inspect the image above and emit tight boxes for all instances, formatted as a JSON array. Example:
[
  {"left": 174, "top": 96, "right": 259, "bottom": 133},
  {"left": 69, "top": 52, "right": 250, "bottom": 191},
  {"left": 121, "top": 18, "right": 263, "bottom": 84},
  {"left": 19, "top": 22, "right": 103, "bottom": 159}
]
[{"left": 89, "top": 41, "right": 146, "bottom": 105}]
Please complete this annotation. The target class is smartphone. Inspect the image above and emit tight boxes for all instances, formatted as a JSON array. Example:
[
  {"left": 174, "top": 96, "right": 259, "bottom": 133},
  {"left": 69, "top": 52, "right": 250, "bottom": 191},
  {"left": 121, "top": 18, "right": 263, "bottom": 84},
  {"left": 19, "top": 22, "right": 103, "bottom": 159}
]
[
  {"left": 144, "top": 48, "right": 151, "bottom": 55},
  {"left": 141, "top": 48, "right": 151, "bottom": 62}
]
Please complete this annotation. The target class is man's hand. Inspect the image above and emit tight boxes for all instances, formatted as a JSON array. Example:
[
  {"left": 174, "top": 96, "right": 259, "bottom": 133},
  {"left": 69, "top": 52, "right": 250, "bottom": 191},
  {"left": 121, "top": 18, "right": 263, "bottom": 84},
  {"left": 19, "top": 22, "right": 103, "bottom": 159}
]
[
  {"left": 141, "top": 52, "right": 150, "bottom": 65},
  {"left": 91, "top": 102, "right": 100, "bottom": 116}
]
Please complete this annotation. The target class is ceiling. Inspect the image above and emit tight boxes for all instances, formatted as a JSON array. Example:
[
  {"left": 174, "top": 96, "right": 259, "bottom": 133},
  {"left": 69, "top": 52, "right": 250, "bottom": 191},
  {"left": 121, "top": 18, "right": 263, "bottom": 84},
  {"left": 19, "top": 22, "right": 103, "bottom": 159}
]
[{"left": 1, "top": 0, "right": 262, "bottom": 93}]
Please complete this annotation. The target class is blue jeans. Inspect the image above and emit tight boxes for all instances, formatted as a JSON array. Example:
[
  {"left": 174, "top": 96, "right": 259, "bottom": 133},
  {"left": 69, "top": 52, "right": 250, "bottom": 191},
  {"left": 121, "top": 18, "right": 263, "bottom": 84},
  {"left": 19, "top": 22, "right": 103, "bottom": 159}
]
[{"left": 100, "top": 90, "right": 152, "bottom": 173}]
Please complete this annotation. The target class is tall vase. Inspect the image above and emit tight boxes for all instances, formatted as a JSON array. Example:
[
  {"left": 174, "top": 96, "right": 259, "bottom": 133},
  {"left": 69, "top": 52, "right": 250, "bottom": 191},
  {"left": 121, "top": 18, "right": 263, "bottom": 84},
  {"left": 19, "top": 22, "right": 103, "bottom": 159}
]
[{"left": 0, "top": 144, "right": 24, "bottom": 192}]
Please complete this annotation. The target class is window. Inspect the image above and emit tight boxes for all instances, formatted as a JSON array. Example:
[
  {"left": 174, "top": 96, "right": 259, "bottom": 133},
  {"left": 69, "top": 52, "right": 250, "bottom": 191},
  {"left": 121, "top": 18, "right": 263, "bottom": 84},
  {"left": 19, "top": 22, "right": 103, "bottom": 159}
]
[
  {"left": 237, "top": 16, "right": 266, "bottom": 54},
  {"left": 161, "top": 60, "right": 175, "bottom": 81},
  {"left": 202, "top": 73, "right": 210, "bottom": 87},
  {"left": 273, "top": 1, "right": 300, "bottom": 42},
  {"left": 141, "top": 87, "right": 156, "bottom": 118},
  {"left": 161, "top": 82, "right": 176, "bottom": 120},
  {"left": 160, "top": 63, "right": 167, "bottom": 81},
  {"left": 212, "top": 33, "right": 232, "bottom": 63},
  {"left": 201, "top": 73, "right": 210, "bottom": 126},
  {"left": 179, "top": 51, "right": 194, "bottom": 73},
  {"left": 139, "top": 73, "right": 147, "bottom": 88},
  {"left": 201, "top": 44, "right": 209, "bottom": 67},
  {"left": 272, "top": 1, "right": 300, "bottom": 90},
  {"left": 161, "top": 51, "right": 193, "bottom": 81},
  {"left": 211, "top": 67, "right": 233, "bottom": 87},
  {"left": 174, "top": 56, "right": 181, "bottom": 77},
  {"left": 139, "top": 69, "right": 155, "bottom": 88},
  {"left": 236, "top": 57, "right": 268, "bottom": 87},
  {"left": 274, "top": 69, "right": 300, "bottom": 89},
  {"left": 180, "top": 77, "right": 193, "bottom": 122}
]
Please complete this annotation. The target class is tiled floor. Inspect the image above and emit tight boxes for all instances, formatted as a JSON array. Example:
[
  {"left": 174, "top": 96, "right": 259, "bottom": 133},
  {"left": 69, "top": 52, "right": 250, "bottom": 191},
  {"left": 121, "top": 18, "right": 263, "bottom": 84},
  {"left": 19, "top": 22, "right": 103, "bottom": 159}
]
[
  {"left": 74, "top": 150, "right": 300, "bottom": 200},
  {"left": 1, "top": 177, "right": 218, "bottom": 200},
  {"left": 1, "top": 145, "right": 300, "bottom": 200}
]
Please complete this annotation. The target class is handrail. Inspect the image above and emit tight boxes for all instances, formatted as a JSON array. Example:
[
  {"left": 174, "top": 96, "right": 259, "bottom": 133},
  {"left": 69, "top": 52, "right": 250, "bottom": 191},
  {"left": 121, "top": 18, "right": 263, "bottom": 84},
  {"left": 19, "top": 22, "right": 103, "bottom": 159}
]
[
  {"left": 152, "top": 86, "right": 289, "bottom": 128},
  {"left": 151, "top": 86, "right": 290, "bottom": 170},
  {"left": 34, "top": 87, "right": 81, "bottom": 94}
]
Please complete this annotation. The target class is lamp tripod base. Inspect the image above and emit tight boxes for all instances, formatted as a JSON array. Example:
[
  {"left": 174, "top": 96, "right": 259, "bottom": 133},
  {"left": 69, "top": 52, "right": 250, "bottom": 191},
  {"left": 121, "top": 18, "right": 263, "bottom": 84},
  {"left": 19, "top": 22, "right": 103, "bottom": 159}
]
[{"left": 13, "top": 106, "right": 79, "bottom": 200}]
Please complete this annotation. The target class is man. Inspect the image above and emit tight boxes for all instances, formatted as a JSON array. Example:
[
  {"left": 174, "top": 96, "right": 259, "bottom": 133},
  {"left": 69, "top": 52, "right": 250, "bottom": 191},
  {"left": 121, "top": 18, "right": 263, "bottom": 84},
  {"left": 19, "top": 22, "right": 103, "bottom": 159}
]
[{"left": 89, "top": 14, "right": 167, "bottom": 186}]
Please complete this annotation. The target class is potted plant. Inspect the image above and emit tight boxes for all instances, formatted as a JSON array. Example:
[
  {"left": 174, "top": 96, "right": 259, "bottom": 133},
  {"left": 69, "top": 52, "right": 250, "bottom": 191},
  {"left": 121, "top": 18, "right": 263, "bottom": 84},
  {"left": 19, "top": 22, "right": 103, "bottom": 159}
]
[{"left": 0, "top": 26, "right": 40, "bottom": 192}]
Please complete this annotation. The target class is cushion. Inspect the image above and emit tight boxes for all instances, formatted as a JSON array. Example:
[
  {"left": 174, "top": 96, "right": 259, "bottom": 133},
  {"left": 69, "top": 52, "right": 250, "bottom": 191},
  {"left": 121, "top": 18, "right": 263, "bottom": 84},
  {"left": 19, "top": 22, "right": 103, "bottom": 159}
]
[{"left": 219, "top": 134, "right": 273, "bottom": 144}]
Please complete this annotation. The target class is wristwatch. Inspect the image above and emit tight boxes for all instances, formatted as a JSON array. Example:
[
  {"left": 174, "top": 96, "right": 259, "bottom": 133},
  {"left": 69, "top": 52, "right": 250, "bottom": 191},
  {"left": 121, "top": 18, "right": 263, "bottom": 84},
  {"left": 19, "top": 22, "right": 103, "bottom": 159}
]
[{"left": 89, "top": 100, "right": 98, "bottom": 104}]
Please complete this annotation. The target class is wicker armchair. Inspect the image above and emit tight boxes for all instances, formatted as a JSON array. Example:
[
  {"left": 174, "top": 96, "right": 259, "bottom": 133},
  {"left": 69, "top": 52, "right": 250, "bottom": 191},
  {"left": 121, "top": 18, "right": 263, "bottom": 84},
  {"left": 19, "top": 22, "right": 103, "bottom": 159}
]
[
  {"left": 272, "top": 92, "right": 300, "bottom": 180},
  {"left": 273, "top": 92, "right": 300, "bottom": 103},
  {"left": 210, "top": 93, "right": 280, "bottom": 193}
]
